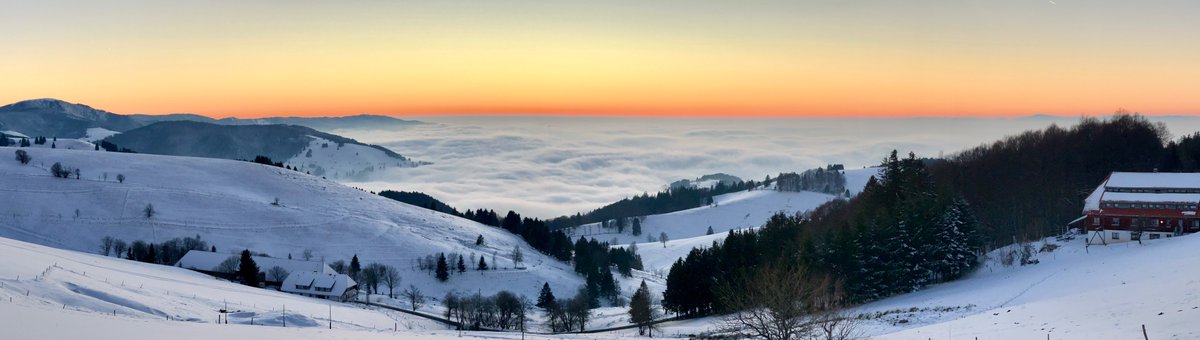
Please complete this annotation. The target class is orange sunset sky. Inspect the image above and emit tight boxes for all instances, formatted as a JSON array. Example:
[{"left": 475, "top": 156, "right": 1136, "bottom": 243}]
[{"left": 2, "top": 1, "right": 1198, "bottom": 118}]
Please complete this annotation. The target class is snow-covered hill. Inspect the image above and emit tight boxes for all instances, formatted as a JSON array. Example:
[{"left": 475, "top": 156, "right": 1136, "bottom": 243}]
[
  {"left": 566, "top": 167, "right": 878, "bottom": 273},
  {"left": 0, "top": 146, "right": 582, "bottom": 299},
  {"left": 0, "top": 236, "right": 439, "bottom": 331},
  {"left": 856, "top": 234, "right": 1200, "bottom": 339}
]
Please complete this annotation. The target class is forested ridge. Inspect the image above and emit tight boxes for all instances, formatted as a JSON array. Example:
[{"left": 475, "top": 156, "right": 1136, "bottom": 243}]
[{"left": 663, "top": 113, "right": 1200, "bottom": 317}]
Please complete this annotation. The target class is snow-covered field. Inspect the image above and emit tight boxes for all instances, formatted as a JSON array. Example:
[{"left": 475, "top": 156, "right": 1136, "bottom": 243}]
[
  {"left": 0, "top": 147, "right": 585, "bottom": 300},
  {"left": 851, "top": 234, "right": 1200, "bottom": 339},
  {"left": 570, "top": 168, "right": 878, "bottom": 273},
  {"left": 287, "top": 136, "right": 419, "bottom": 181}
]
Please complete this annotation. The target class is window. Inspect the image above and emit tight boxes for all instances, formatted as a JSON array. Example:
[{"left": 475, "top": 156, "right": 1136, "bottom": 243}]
[
  {"left": 1092, "top": 217, "right": 1100, "bottom": 226},
  {"left": 1194, "top": 220, "right": 1199, "bottom": 228},
  {"left": 1149, "top": 234, "right": 1161, "bottom": 240},
  {"left": 1112, "top": 232, "right": 1120, "bottom": 240},
  {"left": 1111, "top": 217, "right": 1120, "bottom": 226}
]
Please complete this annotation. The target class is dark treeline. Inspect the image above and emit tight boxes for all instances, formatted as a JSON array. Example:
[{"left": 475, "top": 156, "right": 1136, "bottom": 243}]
[
  {"left": 99, "top": 234, "right": 209, "bottom": 265},
  {"left": 774, "top": 166, "right": 849, "bottom": 196},
  {"left": 662, "top": 113, "right": 1200, "bottom": 318},
  {"left": 376, "top": 190, "right": 576, "bottom": 262},
  {"left": 443, "top": 290, "right": 530, "bottom": 331},
  {"left": 572, "top": 237, "right": 644, "bottom": 306},
  {"left": 546, "top": 181, "right": 755, "bottom": 230},
  {"left": 662, "top": 152, "right": 981, "bottom": 316},
  {"left": 379, "top": 190, "right": 461, "bottom": 216},
  {"left": 929, "top": 114, "right": 1180, "bottom": 247}
]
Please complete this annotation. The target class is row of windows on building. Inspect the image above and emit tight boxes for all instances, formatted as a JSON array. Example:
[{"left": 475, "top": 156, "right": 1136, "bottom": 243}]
[
  {"left": 1092, "top": 217, "right": 1200, "bottom": 228},
  {"left": 1107, "top": 187, "right": 1200, "bottom": 194},
  {"left": 293, "top": 284, "right": 333, "bottom": 293},
  {"left": 1111, "top": 231, "right": 1173, "bottom": 240},
  {"left": 1099, "top": 202, "right": 1199, "bottom": 210}
]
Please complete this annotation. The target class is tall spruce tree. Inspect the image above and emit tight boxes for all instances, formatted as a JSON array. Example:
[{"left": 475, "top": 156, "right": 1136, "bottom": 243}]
[
  {"left": 435, "top": 253, "right": 450, "bottom": 282},
  {"left": 349, "top": 254, "right": 361, "bottom": 280},
  {"left": 237, "top": 250, "right": 260, "bottom": 287},
  {"left": 536, "top": 282, "right": 556, "bottom": 309},
  {"left": 628, "top": 280, "right": 653, "bottom": 335}
]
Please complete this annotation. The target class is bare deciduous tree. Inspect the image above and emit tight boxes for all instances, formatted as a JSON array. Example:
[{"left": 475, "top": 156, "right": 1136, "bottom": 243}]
[
  {"left": 382, "top": 265, "right": 401, "bottom": 298},
  {"left": 402, "top": 284, "right": 425, "bottom": 311},
  {"left": 143, "top": 203, "right": 156, "bottom": 218},
  {"left": 716, "top": 264, "right": 857, "bottom": 340},
  {"left": 267, "top": 266, "right": 290, "bottom": 283},
  {"left": 100, "top": 236, "right": 115, "bottom": 256},
  {"left": 215, "top": 256, "right": 239, "bottom": 273},
  {"left": 301, "top": 249, "right": 314, "bottom": 261}
]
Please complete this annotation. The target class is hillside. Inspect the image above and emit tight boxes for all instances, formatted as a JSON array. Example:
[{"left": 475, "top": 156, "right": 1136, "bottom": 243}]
[
  {"left": 0, "top": 98, "right": 141, "bottom": 137},
  {"left": 103, "top": 121, "right": 418, "bottom": 180},
  {"left": 129, "top": 113, "right": 425, "bottom": 132},
  {"left": 0, "top": 146, "right": 584, "bottom": 299},
  {"left": 0, "top": 98, "right": 423, "bottom": 139},
  {"left": 0, "top": 236, "right": 441, "bottom": 332},
  {"left": 568, "top": 168, "right": 877, "bottom": 273},
  {"left": 852, "top": 234, "right": 1200, "bottom": 339}
]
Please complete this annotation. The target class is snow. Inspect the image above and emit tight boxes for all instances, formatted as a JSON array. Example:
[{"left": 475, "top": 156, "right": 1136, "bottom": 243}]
[
  {"left": 1105, "top": 171, "right": 1200, "bottom": 188},
  {"left": 1, "top": 130, "right": 30, "bottom": 138},
  {"left": 0, "top": 235, "right": 442, "bottom": 333},
  {"left": 853, "top": 234, "right": 1200, "bottom": 339},
  {"left": 289, "top": 136, "right": 418, "bottom": 181},
  {"left": 1100, "top": 192, "right": 1200, "bottom": 204},
  {"left": 177, "top": 250, "right": 336, "bottom": 275},
  {"left": 0, "top": 146, "right": 584, "bottom": 300},
  {"left": 84, "top": 127, "right": 120, "bottom": 141},
  {"left": 569, "top": 168, "right": 878, "bottom": 274}
]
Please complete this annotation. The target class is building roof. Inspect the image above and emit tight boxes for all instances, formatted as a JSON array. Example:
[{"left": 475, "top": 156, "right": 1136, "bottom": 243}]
[
  {"left": 1085, "top": 172, "right": 1200, "bottom": 213},
  {"left": 175, "top": 250, "right": 335, "bottom": 276},
  {"left": 1105, "top": 172, "right": 1200, "bottom": 189},
  {"left": 280, "top": 271, "right": 357, "bottom": 297}
]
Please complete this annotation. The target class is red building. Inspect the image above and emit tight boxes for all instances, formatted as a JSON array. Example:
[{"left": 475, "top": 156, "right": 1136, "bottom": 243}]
[{"left": 1078, "top": 172, "right": 1200, "bottom": 244}]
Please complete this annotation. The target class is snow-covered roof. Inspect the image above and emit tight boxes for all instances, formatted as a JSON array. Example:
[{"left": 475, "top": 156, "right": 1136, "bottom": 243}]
[
  {"left": 280, "top": 271, "right": 357, "bottom": 297},
  {"left": 1084, "top": 172, "right": 1200, "bottom": 212},
  {"left": 1100, "top": 192, "right": 1200, "bottom": 204},
  {"left": 0, "top": 130, "right": 29, "bottom": 138},
  {"left": 176, "top": 250, "right": 335, "bottom": 275},
  {"left": 1104, "top": 172, "right": 1200, "bottom": 189}
]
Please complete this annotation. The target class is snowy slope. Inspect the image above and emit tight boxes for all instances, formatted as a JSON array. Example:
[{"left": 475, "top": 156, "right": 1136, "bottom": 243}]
[
  {"left": 854, "top": 235, "right": 1200, "bottom": 339},
  {"left": 570, "top": 168, "right": 878, "bottom": 273},
  {"left": 0, "top": 146, "right": 582, "bottom": 299},
  {"left": 0, "top": 236, "right": 439, "bottom": 331},
  {"left": 287, "top": 136, "right": 419, "bottom": 181}
]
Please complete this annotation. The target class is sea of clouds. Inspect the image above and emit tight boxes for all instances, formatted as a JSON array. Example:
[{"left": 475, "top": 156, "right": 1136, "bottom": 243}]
[{"left": 336, "top": 115, "right": 1200, "bottom": 219}]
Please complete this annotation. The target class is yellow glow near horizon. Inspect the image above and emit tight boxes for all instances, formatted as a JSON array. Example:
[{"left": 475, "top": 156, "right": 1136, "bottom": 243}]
[{"left": 1, "top": 1, "right": 1197, "bottom": 118}]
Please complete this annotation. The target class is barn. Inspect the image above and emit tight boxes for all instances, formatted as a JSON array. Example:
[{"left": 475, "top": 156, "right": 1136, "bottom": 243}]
[
  {"left": 1078, "top": 172, "right": 1200, "bottom": 244},
  {"left": 175, "top": 250, "right": 336, "bottom": 287}
]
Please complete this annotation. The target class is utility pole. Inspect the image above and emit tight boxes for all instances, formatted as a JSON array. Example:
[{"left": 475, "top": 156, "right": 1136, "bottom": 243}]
[
  {"left": 329, "top": 304, "right": 332, "bottom": 329},
  {"left": 283, "top": 304, "right": 286, "bottom": 327}
]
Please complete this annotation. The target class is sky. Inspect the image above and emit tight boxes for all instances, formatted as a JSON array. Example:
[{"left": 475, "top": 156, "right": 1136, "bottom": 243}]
[{"left": 2, "top": 0, "right": 1198, "bottom": 118}]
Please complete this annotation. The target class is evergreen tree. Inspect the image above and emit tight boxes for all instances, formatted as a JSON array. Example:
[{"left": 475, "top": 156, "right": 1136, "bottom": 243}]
[
  {"left": 631, "top": 218, "right": 642, "bottom": 236},
  {"left": 706, "top": 226, "right": 714, "bottom": 235},
  {"left": 456, "top": 255, "right": 466, "bottom": 274},
  {"left": 536, "top": 282, "right": 556, "bottom": 309},
  {"left": 476, "top": 234, "right": 485, "bottom": 246},
  {"left": 435, "top": 253, "right": 450, "bottom": 282},
  {"left": 628, "top": 280, "right": 653, "bottom": 335},
  {"left": 349, "top": 254, "right": 361, "bottom": 280},
  {"left": 477, "top": 255, "right": 489, "bottom": 270},
  {"left": 237, "top": 250, "right": 260, "bottom": 287},
  {"left": 145, "top": 244, "right": 157, "bottom": 264}
]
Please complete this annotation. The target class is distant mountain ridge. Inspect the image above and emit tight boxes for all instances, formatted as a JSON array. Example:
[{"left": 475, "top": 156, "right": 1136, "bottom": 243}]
[
  {"left": 0, "top": 98, "right": 422, "bottom": 180},
  {"left": 0, "top": 98, "right": 423, "bottom": 138},
  {"left": 105, "top": 121, "right": 406, "bottom": 162}
]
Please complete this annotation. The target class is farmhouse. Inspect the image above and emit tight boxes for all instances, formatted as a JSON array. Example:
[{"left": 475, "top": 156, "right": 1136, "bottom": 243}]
[
  {"left": 1078, "top": 172, "right": 1200, "bottom": 244},
  {"left": 176, "top": 250, "right": 336, "bottom": 287},
  {"left": 281, "top": 271, "right": 358, "bottom": 302}
]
